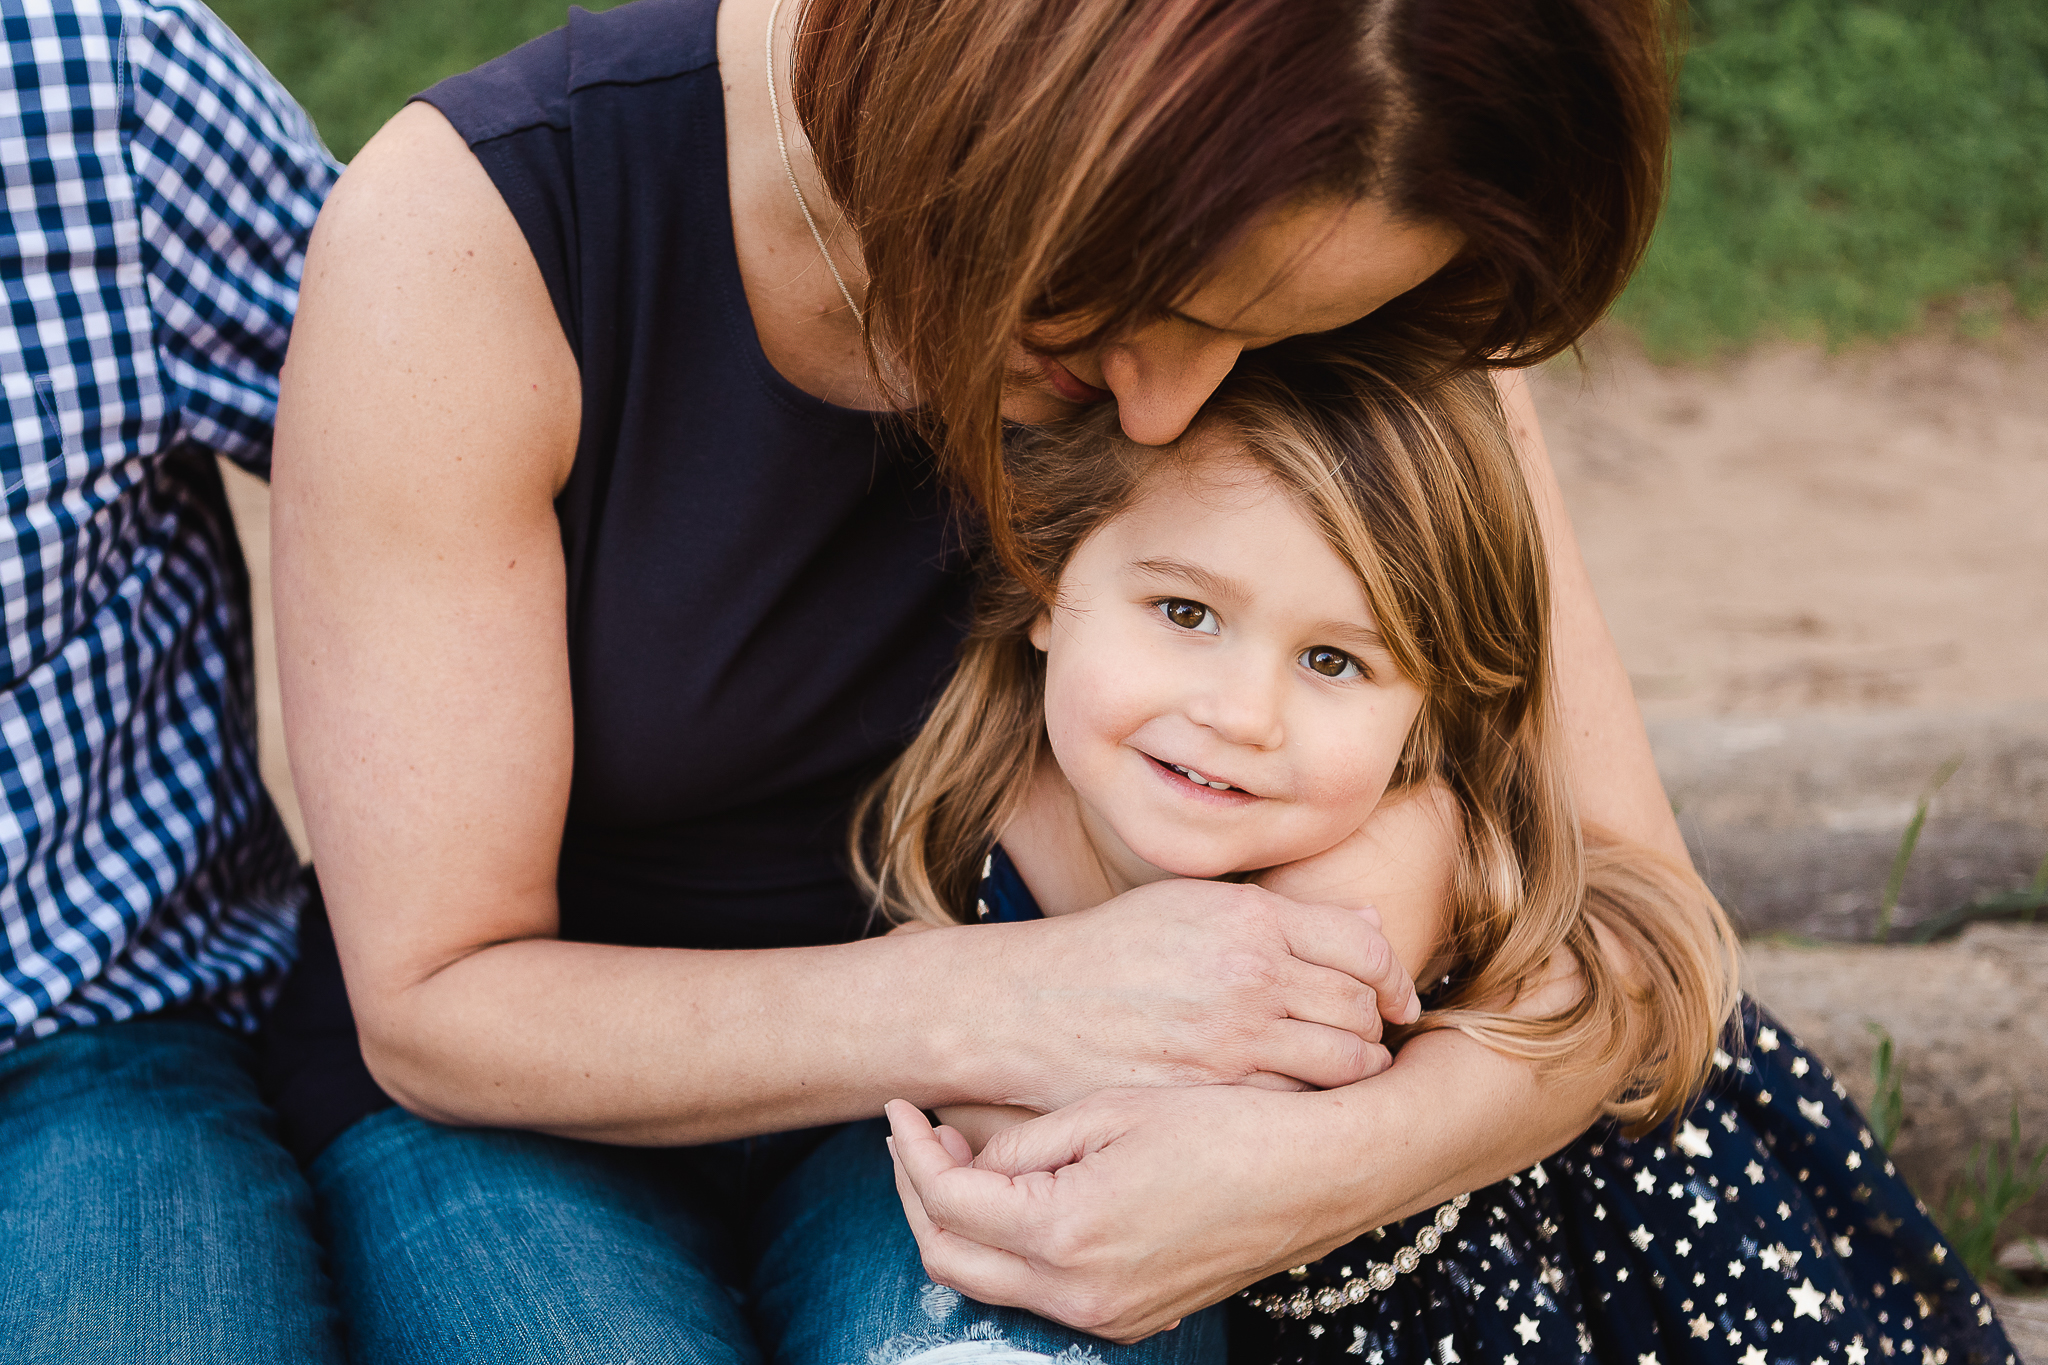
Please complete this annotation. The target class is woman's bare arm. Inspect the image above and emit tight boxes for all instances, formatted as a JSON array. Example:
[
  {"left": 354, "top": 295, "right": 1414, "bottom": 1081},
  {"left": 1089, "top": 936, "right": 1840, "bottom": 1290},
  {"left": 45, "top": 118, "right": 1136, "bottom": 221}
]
[
  {"left": 1494, "top": 367, "right": 1687, "bottom": 863},
  {"left": 274, "top": 103, "right": 1419, "bottom": 1146}
]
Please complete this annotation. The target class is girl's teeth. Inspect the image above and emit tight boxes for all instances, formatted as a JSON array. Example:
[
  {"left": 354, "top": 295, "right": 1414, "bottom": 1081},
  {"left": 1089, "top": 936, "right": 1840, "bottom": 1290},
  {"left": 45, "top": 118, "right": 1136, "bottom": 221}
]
[{"left": 1173, "top": 764, "right": 1232, "bottom": 791}]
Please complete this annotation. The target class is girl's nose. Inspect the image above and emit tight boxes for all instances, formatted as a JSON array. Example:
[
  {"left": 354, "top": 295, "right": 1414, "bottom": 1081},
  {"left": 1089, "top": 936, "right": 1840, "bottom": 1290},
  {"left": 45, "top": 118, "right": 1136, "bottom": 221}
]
[
  {"left": 1096, "top": 320, "right": 1243, "bottom": 447},
  {"left": 1184, "top": 655, "right": 1287, "bottom": 750}
]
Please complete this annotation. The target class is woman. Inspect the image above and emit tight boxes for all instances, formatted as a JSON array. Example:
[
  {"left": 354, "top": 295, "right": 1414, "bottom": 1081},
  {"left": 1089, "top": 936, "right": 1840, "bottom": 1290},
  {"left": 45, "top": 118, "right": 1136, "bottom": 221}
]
[{"left": 268, "top": 0, "right": 1691, "bottom": 1358}]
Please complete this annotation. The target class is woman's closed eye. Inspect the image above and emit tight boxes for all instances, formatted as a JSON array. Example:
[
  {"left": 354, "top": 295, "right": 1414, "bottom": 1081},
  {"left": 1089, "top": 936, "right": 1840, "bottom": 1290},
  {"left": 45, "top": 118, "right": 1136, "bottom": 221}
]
[
  {"left": 1300, "top": 646, "right": 1365, "bottom": 680},
  {"left": 1156, "top": 598, "right": 1220, "bottom": 635}
]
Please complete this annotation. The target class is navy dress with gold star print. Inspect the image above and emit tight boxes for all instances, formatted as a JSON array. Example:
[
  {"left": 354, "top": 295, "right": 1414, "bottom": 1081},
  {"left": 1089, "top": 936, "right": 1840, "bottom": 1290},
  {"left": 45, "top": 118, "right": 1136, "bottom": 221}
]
[{"left": 972, "top": 848, "right": 2021, "bottom": 1365}]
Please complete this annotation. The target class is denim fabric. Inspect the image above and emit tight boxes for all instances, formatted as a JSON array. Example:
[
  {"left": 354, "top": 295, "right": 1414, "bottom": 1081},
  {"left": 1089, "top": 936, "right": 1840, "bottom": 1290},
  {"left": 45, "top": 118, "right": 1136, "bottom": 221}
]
[
  {"left": 312, "top": 1111, "right": 1228, "bottom": 1365},
  {"left": 0, "top": 1015, "right": 346, "bottom": 1363}
]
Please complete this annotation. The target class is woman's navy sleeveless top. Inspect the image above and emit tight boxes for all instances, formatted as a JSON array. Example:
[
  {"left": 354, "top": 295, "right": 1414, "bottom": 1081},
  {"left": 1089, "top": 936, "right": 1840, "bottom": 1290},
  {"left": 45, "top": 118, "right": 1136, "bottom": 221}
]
[
  {"left": 429, "top": 0, "right": 969, "bottom": 950},
  {"left": 265, "top": 0, "right": 971, "bottom": 1157}
]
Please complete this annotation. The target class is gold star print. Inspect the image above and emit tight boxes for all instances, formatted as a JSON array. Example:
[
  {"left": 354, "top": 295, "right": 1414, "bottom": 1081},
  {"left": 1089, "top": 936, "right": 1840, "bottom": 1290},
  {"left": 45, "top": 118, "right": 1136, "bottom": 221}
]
[
  {"left": 1758, "top": 1028, "right": 1780, "bottom": 1051},
  {"left": 1846, "top": 1151, "right": 1862, "bottom": 1170},
  {"left": 1835, "top": 1235, "right": 1854, "bottom": 1257},
  {"left": 1846, "top": 1337, "right": 1870, "bottom": 1364},
  {"left": 1676, "top": 1121, "right": 1714, "bottom": 1158},
  {"left": 1789, "top": 1278, "right": 1827, "bottom": 1321},
  {"left": 1513, "top": 1315, "right": 1541, "bottom": 1345},
  {"left": 1637, "top": 1169, "right": 1658, "bottom": 1194},
  {"left": 1791, "top": 1056, "right": 1810, "bottom": 1077},
  {"left": 1928, "top": 1244, "right": 1946, "bottom": 1265},
  {"left": 1690, "top": 1316, "right": 1713, "bottom": 1339},
  {"left": 1740, "top": 1346, "right": 1770, "bottom": 1365},
  {"left": 1691, "top": 1196, "right": 1720, "bottom": 1228},
  {"left": 1747, "top": 1161, "right": 1766, "bottom": 1184},
  {"left": 1676, "top": 1239, "right": 1693, "bottom": 1256},
  {"left": 1797, "top": 1097, "right": 1831, "bottom": 1127},
  {"left": 1638, "top": 1355, "right": 1659, "bottom": 1365},
  {"left": 1729, "top": 1261, "right": 1746, "bottom": 1279},
  {"left": 1869, "top": 1213, "right": 1903, "bottom": 1236}
]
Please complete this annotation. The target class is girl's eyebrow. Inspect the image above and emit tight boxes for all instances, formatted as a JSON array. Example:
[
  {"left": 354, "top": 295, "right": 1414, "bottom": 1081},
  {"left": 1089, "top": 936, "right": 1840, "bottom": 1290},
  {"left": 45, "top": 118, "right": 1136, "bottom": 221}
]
[
  {"left": 1127, "top": 556, "right": 1250, "bottom": 603},
  {"left": 1309, "top": 619, "right": 1391, "bottom": 655}
]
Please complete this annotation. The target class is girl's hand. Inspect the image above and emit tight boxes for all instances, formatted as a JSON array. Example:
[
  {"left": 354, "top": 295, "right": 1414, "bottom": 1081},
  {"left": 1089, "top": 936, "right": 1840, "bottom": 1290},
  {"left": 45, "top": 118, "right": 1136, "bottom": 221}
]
[{"left": 958, "top": 878, "right": 1419, "bottom": 1110}]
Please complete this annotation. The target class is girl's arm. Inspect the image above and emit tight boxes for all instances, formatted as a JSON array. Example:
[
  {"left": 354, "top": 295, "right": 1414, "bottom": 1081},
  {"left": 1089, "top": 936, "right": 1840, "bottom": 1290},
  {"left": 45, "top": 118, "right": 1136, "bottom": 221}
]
[
  {"left": 274, "top": 103, "right": 1420, "bottom": 1147},
  {"left": 885, "top": 369, "right": 1692, "bottom": 1339}
]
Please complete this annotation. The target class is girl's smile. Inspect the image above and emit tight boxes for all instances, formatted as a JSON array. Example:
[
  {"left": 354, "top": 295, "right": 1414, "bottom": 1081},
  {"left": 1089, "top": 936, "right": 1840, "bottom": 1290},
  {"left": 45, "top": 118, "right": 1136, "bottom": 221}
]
[{"left": 1022, "top": 436, "right": 1426, "bottom": 895}]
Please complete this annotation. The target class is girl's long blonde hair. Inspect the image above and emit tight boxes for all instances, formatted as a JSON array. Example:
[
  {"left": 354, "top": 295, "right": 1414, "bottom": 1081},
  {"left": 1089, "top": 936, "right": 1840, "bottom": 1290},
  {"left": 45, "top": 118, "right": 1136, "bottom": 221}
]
[{"left": 852, "top": 341, "right": 1738, "bottom": 1133}]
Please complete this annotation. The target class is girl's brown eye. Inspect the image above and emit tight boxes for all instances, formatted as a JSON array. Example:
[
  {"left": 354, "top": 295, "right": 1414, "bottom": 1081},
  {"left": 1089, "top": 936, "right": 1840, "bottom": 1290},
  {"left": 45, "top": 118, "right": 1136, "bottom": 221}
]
[
  {"left": 1302, "top": 647, "right": 1362, "bottom": 680},
  {"left": 1159, "top": 599, "right": 1218, "bottom": 634}
]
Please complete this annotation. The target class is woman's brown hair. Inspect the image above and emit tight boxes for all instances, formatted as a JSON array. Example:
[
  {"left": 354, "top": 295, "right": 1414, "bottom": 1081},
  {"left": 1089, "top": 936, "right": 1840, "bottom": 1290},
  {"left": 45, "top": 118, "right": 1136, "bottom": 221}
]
[
  {"left": 852, "top": 340, "right": 1738, "bottom": 1132},
  {"left": 794, "top": 0, "right": 1680, "bottom": 567}
]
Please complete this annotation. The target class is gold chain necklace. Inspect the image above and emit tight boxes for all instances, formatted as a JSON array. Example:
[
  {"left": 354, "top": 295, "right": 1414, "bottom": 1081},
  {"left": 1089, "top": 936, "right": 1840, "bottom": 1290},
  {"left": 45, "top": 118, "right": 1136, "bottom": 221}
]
[{"left": 764, "top": 0, "right": 864, "bottom": 326}]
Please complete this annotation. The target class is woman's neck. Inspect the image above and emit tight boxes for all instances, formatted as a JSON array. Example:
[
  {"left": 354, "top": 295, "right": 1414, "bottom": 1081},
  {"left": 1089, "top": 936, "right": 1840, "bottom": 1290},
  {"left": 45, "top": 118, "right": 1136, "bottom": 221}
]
[
  {"left": 999, "top": 752, "right": 1179, "bottom": 916},
  {"left": 716, "top": 0, "right": 894, "bottom": 412}
]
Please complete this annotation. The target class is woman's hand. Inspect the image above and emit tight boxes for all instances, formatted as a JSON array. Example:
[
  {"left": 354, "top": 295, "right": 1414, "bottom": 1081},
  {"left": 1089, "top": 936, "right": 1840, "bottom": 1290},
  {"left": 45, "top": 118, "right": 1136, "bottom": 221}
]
[
  {"left": 886, "top": 1011, "right": 1607, "bottom": 1343},
  {"left": 958, "top": 878, "right": 1419, "bottom": 1112}
]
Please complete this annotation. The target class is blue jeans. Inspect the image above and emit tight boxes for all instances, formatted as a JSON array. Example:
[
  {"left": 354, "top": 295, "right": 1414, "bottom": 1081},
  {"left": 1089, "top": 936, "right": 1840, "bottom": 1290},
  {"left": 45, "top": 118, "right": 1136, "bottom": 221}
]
[
  {"left": 311, "top": 1110, "right": 1229, "bottom": 1365},
  {"left": 0, "top": 1015, "right": 346, "bottom": 1364}
]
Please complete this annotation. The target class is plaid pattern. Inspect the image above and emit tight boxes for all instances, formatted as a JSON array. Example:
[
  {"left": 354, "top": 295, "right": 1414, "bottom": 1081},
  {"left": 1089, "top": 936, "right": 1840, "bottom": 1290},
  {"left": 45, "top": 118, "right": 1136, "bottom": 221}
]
[{"left": 0, "top": 0, "right": 336, "bottom": 1049}]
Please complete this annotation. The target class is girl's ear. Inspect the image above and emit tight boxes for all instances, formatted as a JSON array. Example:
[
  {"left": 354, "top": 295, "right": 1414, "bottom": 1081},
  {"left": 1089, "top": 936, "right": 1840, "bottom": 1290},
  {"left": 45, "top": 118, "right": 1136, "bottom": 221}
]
[{"left": 1028, "top": 611, "right": 1052, "bottom": 652}]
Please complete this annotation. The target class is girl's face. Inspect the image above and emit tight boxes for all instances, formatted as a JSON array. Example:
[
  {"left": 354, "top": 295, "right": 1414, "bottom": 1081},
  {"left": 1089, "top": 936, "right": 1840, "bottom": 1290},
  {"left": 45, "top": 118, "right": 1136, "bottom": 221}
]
[
  {"left": 1030, "top": 443, "right": 1427, "bottom": 885},
  {"left": 1001, "top": 196, "right": 1464, "bottom": 446}
]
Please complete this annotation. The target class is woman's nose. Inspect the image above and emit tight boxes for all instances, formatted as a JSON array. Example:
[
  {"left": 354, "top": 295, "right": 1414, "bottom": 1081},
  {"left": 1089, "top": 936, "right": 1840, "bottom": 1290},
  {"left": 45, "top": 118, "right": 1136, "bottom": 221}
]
[{"left": 1096, "top": 321, "right": 1243, "bottom": 446}]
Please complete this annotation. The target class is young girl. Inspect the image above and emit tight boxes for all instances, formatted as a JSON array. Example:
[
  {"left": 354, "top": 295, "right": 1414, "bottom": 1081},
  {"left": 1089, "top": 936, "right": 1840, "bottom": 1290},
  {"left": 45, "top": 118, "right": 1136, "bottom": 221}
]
[{"left": 861, "top": 343, "right": 2018, "bottom": 1365}]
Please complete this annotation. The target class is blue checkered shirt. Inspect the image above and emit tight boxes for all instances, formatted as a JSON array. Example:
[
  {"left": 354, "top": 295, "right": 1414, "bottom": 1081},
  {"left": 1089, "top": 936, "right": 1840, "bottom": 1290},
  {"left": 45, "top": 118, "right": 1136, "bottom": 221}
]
[{"left": 0, "top": 0, "right": 336, "bottom": 1050}]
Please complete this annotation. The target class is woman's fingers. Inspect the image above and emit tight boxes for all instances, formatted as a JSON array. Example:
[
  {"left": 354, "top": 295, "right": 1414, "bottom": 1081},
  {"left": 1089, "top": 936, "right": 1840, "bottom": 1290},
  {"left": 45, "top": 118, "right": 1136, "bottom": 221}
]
[
  {"left": 885, "top": 1102, "right": 1055, "bottom": 1265},
  {"left": 1256, "top": 1018, "right": 1392, "bottom": 1090},
  {"left": 886, "top": 1117, "right": 1045, "bottom": 1307},
  {"left": 1277, "top": 902, "right": 1421, "bottom": 1026}
]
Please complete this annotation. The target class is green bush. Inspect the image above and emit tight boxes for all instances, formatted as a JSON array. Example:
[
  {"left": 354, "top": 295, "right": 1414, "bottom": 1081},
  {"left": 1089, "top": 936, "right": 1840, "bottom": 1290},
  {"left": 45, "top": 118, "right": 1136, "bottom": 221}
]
[
  {"left": 217, "top": 0, "right": 2047, "bottom": 356},
  {"left": 1617, "top": 0, "right": 2048, "bottom": 356}
]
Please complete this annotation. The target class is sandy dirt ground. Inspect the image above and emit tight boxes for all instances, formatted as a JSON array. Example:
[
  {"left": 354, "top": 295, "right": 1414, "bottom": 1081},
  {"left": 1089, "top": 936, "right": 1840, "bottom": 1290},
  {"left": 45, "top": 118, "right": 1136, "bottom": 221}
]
[
  {"left": 1535, "top": 324, "right": 2048, "bottom": 721},
  {"left": 224, "top": 321, "right": 2048, "bottom": 853}
]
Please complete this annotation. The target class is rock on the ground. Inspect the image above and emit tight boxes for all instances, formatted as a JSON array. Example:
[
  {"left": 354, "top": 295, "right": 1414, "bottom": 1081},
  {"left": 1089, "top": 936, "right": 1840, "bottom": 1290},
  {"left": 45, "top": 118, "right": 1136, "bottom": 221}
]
[
  {"left": 1990, "top": 1293, "right": 2048, "bottom": 1364},
  {"left": 1745, "top": 924, "right": 2048, "bottom": 1244},
  {"left": 1652, "top": 707, "right": 2048, "bottom": 939}
]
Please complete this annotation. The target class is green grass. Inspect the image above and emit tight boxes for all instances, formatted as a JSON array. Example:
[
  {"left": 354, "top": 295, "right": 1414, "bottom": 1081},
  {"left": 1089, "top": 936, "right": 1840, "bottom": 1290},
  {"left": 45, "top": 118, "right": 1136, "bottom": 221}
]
[
  {"left": 214, "top": 0, "right": 2047, "bottom": 355},
  {"left": 209, "top": 0, "right": 625, "bottom": 162},
  {"left": 1616, "top": 0, "right": 2048, "bottom": 357}
]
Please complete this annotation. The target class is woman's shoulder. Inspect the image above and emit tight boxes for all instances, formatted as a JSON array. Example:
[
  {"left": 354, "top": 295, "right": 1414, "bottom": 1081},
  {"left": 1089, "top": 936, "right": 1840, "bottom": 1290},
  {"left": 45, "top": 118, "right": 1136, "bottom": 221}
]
[{"left": 417, "top": 0, "right": 721, "bottom": 149}]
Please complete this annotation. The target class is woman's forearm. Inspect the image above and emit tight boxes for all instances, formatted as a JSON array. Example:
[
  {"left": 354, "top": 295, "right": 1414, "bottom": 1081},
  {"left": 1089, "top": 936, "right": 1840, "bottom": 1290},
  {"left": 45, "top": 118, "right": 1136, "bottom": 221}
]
[
  {"left": 1493, "top": 369, "right": 1687, "bottom": 864},
  {"left": 366, "top": 929, "right": 989, "bottom": 1145},
  {"left": 1308, "top": 1025, "right": 1612, "bottom": 1232}
]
